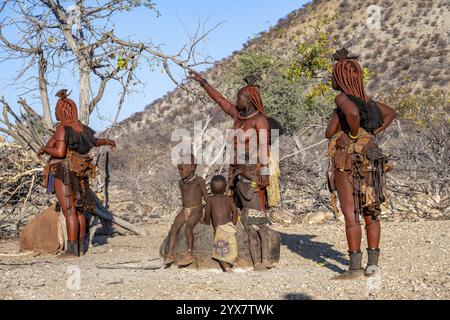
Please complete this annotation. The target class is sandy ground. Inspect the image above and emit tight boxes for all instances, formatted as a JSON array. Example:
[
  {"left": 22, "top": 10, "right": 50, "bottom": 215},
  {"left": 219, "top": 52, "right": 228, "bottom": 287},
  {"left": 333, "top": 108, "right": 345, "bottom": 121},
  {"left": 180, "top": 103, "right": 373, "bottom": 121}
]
[{"left": 0, "top": 219, "right": 449, "bottom": 300}]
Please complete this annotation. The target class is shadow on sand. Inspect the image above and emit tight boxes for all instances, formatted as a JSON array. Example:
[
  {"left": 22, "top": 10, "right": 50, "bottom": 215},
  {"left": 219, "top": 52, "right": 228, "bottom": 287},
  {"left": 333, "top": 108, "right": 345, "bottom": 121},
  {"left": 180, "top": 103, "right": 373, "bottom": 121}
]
[
  {"left": 279, "top": 232, "right": 348, "bottom": 274},
  {"left": 283, "top": 293, "right": 314, "bottom": 300}
]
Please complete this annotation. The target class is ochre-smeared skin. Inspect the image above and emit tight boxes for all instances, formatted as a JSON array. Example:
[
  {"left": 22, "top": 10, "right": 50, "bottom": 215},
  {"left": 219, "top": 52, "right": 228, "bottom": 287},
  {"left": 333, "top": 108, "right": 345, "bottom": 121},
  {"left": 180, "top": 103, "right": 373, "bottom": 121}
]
[
  {"left": 166, "top": 164, "right": 209, "bottom": 258},
  {"left": 326, "top": 77, "right": 396, "bottom": 253},
  {"left": 189, "top": 70, "right": 270, "bottom": 189},
  {"left": 37, "top": 122, "right": 115, "bottom": 243}
]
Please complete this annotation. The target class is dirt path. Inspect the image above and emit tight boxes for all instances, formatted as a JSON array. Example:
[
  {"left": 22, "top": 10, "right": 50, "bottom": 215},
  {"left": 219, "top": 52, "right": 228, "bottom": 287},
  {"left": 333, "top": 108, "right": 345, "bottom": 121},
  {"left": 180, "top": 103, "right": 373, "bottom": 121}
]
[{"left": 0, "top": 220, "right": 449, "bottom": 300}]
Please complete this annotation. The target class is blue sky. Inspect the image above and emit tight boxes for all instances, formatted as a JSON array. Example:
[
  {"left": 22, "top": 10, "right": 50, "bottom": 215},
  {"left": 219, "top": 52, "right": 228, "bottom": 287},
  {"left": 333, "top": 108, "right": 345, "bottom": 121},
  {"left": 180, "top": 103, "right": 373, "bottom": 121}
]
[{"left": 0, "top": 0, "right": 309, "bottom": 131}]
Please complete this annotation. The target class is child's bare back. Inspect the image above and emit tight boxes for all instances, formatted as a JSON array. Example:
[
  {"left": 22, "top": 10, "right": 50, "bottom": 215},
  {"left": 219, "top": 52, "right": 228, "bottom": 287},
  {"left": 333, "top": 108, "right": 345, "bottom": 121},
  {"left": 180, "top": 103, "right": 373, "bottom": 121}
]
[
  {"left": 205, "top": 195, "right": 237, "bottom": 228},
  {"left": 204, "top": 175, "right": 238, "bottom": 272}
]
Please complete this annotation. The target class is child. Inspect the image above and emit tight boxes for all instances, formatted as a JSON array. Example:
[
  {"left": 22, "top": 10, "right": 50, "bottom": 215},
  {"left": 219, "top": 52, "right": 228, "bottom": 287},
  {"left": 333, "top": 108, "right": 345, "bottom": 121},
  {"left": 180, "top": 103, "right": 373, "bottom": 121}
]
[
  {"left": 204, "top": 175, "right": 238, "bottom": 272},
  {"left": 164, "top": 157, "right": 208, "bottom": 266}
]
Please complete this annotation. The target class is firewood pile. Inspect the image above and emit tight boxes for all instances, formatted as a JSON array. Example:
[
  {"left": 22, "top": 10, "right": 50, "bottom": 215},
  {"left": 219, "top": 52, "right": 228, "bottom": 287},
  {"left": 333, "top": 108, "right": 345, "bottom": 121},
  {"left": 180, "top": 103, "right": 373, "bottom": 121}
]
[
  {"left": 0, "top": 138, "right": 147, "bottom": 239},
  {"left": 0, "top": 139, "right": 52, "bottom": 237}
]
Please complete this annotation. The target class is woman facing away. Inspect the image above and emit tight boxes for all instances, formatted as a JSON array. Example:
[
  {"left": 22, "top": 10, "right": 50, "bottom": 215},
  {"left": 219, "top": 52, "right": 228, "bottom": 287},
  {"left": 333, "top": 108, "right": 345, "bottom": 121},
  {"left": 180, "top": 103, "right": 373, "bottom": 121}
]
[
  {"left": 325, "top": 49, "right": 396, "bottom": 280},
  {"left": 37, "top": 89, "right": 116, "bottom": 258}
]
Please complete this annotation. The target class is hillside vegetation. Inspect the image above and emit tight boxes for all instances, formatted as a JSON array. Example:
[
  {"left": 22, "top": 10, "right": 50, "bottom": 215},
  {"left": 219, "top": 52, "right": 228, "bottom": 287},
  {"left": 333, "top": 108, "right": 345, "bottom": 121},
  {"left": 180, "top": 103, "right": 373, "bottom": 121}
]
[{"left": 106, "top": 0, "right": 449, "bottom": 224}]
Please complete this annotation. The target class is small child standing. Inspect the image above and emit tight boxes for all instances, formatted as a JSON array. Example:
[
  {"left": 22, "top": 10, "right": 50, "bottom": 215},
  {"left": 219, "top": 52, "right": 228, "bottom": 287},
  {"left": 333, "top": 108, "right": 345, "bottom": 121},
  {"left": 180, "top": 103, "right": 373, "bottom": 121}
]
[{"left": 204, "top": 175, "right": 238, "bottom": 272}]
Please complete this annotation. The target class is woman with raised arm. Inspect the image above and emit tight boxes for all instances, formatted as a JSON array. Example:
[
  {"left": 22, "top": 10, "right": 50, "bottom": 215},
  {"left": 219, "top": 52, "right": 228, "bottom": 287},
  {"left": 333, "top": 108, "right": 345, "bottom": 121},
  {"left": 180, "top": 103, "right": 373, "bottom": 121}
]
[
  {"left": 37, "top": 89, "right": 116, "bottom": 258},
  {"left": 190, "top": 71, "right": 275, "bottom": 270},
  {"left": 326, "top": 49, "right": 396, "bottom": 279}
]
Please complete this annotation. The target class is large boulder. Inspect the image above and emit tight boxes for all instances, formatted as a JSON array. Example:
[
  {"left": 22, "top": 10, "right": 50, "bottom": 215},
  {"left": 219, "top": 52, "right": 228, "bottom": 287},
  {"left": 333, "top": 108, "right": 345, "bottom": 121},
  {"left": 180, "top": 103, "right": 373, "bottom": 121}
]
[
  {"left": 19, "top": 206, "right": 63, "bottom": 254},
  {"left": 160, "top": 221, "right": 281, "bottom": 270}
]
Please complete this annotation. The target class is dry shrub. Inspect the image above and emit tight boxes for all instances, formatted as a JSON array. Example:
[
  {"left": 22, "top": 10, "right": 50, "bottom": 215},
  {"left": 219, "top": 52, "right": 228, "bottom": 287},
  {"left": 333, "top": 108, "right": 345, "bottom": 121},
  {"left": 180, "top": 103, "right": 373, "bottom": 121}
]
[{"left": 108, "top": 145, "right": 180, "bottom": 223}]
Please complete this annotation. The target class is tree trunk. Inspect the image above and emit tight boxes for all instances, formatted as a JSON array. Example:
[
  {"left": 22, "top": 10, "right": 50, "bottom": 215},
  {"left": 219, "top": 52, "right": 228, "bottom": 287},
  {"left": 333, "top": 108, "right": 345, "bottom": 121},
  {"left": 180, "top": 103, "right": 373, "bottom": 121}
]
[
  {"left": 78, "top": 59, "right": 91, "bottom": 124},
  {"left": 38, "top": 50, "right": 53, "bottom": 129},
  {"left": 90, "top": 191, "right": 147, "bottom": 237}
]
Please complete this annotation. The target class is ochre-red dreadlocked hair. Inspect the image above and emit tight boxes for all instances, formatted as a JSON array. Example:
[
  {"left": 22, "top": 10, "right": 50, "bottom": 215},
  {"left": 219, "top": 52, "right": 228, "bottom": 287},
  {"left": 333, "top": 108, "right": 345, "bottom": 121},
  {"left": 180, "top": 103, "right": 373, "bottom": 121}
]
[
  {"left": 238, "top": 85, "right": 268, "bottom": 117},
  {"left": 55, "top": 89, "right": 83, "bottom": 132},
  {"left": 332, "top": 49, "right": 368, "bottom": 102}
]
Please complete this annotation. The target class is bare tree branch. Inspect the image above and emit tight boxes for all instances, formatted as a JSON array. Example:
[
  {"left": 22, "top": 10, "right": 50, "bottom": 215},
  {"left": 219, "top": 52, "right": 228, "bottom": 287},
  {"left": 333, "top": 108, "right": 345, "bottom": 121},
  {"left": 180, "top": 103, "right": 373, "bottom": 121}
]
[{"left": 1, "top": 0, "right": 219, "bottom": 145}]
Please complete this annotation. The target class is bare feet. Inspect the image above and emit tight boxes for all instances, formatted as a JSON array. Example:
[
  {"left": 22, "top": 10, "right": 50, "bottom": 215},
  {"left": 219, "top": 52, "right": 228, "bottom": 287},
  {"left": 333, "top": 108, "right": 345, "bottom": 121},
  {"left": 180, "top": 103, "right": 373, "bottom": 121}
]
[
  {"left": 364, "top": 265, "right": 381, "bottom": 277},
  {"left": 57, "top": 241, "right": 78, "bottom": 259},
  {"left": 57, "top": 252, "right": 79, "bottom": 259},
  {"left": 254, "top": 263, "right": 270, "bottom": 272},
  {"left": 264, "top": 261, "right": 276, "bottom": 269},
  {"left": 163, "top": 253, "right": 175, "bottom": 265},
  {"left": 254, "top": 260, "right": 275, "bottom": 271},
  {"left": 178, "top": 252, "right": 195, "bottom": 266},
  {"left": 224, "top": 266, "right": 234, "bottom": 273}
]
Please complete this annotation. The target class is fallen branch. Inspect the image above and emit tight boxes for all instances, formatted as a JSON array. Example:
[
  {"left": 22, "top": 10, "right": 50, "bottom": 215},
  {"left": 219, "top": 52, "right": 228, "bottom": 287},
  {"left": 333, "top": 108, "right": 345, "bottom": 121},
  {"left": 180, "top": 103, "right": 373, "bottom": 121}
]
[
  {"left": 90, "top": 191, "right": 147, "bottom": 237},
  {"left": 0, "top": 251, "right": 35, "bottom": 257},
  {"left": 0, "top": 168, "right": 43, "bottom": 184}
]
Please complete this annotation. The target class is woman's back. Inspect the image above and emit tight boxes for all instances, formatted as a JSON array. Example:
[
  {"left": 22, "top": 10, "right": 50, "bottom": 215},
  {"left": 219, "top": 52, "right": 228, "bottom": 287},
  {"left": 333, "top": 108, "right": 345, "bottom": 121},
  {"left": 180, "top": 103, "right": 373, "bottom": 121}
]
[
  {"left": 335, "top": 94, "right": 383, "bottom": 134},
  {"left": 63, "top": 124, "right": 97, "bottom": 155}
]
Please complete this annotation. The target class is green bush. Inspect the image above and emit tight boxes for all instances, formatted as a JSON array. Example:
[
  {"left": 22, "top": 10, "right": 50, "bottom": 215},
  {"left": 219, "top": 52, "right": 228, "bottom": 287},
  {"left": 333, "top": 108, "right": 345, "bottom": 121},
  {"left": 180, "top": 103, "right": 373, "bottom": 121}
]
[
  {"left": 224, "top": 16, "right": 338, "bottom": 133},
  {"left": 224, "top": 15, "right": 448, "bottom": 133},
  {"left": 377, "top": 86, "right": 449, "bottom": 127}
]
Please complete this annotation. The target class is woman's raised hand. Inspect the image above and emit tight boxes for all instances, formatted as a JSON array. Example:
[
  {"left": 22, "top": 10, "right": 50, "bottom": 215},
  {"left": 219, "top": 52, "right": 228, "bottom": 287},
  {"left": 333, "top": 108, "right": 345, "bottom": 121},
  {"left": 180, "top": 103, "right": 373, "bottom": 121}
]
[
  {"left": 107, "top": 139, "right": 116, "bottom": 148},
  {"left": 188, "top": 70, "right": 205, "bottom": 83},
  {"left": 258, "top": 174, "right": 270, "bottom": 189}
]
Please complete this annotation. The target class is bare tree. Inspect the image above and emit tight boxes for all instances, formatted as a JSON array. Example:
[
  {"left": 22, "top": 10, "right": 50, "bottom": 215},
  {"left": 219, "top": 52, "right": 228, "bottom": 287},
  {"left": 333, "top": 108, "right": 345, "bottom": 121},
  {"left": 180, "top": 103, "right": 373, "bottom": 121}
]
[
  {"left": 0, "top": 0, "right": 218, "bottom": 150},
  {"left": 0, "top": 1, "right": 222, "bottom": 237}
]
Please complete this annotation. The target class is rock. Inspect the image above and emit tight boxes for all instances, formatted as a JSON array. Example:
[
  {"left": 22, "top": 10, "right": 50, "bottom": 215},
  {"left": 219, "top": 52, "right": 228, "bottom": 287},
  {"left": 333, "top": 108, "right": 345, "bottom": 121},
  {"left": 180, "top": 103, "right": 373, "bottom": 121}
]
[
  {"left": 19, "top": 206, "right": 62, "bottom": 254},
  {"left": 159, "top": 221, "right": 281, "bottom": 270},
  {"left": 324, "top": 211, "right": 335, "bottom": 220},
  {"left": 302, "top": 211, "right": 335, "bottom": 224},
  {"left": 269, "top": 210, "right": 296, "bottom": 224}
]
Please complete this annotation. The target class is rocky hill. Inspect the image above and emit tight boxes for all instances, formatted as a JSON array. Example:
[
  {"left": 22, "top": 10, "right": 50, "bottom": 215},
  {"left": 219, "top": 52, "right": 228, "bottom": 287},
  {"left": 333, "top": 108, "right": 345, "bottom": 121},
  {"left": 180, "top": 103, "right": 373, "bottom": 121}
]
[
  {"left": 1, "top": 0, "right": 448, "bottom": 237},
  {"left": 104, "top": 0, "right": 449, "bottom": 224},
  {"left": 112, "top": 0, "right": 449, "bottom": 145}
]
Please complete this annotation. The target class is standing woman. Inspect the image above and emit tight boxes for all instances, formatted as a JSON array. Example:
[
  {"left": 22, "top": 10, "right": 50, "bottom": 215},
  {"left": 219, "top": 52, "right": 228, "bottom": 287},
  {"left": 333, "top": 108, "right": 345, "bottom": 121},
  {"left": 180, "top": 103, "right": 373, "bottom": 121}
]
[
  {"left": 189, "top": 72, "right": 270, "bottom": 190},
  {"left": 325, "top": 49, "right": 396, "bottom": 279},
  {"left": 189, "top": 71, "right": 274, "bottom": 270},
  {"left": 37, "top": 89, "right": 116, "bottom": 258}
]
